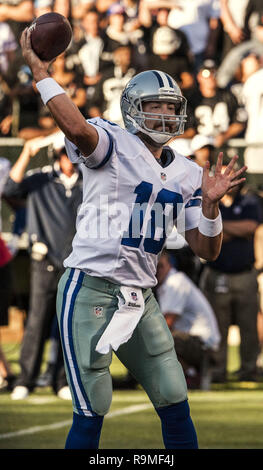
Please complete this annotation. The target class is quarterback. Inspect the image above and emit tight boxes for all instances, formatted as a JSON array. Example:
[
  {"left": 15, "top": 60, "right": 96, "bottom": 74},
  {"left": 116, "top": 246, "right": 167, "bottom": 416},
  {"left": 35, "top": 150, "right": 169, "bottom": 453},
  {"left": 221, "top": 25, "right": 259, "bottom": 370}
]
[{"left": 20, "top": 28, "right": 246, "bottom": 449}]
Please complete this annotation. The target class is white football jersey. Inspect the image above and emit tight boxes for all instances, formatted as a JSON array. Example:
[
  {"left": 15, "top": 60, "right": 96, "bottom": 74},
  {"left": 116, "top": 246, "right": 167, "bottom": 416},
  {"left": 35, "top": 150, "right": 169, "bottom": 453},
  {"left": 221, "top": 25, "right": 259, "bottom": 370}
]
[
  {"left": 64, "top": 118, "right": 203, "bottom": 288},
  {"left": 243, "top": 68, "right": 263, "bottom": 144}
]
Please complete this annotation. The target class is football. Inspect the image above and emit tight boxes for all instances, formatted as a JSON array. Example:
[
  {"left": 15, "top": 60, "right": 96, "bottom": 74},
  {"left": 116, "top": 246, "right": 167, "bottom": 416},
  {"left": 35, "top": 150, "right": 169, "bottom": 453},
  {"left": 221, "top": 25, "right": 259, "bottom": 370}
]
[{"left": 29, "top": 12, "right": 72, "bottom": 61}]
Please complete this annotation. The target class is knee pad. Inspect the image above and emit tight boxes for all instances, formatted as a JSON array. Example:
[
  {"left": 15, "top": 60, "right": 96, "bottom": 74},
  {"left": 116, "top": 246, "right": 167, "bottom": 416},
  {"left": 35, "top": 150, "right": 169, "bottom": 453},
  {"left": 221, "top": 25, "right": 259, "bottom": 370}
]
[
  {"left": 156, "top": 355, "right": 188, "bottom": 407},
  {"left": 135, "top": 310, "right": 188, "bottom": 407},
  {"left": 87, "top": 368, "right": 113, "bottom": 416}
]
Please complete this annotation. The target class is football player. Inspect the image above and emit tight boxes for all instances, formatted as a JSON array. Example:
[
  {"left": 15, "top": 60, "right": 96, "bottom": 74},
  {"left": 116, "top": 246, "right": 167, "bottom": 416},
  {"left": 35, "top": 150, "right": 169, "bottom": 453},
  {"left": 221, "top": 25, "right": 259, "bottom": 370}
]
[{"left": 20, "top": 28, "right": 246, "bottom": 449}]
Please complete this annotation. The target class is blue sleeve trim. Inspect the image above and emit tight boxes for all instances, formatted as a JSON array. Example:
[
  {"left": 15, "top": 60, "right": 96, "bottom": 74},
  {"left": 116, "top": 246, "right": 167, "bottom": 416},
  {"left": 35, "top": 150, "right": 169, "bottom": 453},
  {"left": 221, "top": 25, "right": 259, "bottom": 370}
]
[
  {"left": 192, "top": 187, "right": 202, "bottom": 197},
  {"left": 185, "top": 198, "right": 202, "bottom": 208},
  {"left": 92, "top": 128, "right": 114, "bottom": 169},
  {"left": 185, "top": 188, "right": 202, "bottom": 208}
]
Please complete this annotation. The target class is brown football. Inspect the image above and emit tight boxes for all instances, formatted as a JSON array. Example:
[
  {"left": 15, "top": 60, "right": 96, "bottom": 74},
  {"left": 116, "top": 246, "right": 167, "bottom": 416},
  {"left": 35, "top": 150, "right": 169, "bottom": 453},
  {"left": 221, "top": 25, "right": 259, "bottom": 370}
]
[{"left": 29, "top": 12, "right": 72, "bottom": 61}]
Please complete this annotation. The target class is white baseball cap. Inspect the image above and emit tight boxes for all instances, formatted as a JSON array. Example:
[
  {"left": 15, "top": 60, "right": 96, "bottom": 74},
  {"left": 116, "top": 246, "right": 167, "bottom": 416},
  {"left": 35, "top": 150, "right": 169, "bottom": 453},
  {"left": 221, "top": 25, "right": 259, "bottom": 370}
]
[
  {"left": 152, "top": 27, "right": 181, "bottom": 55},
  {"left": 169, "top": 138, "right": 193, "bottom": 156},
  {"left": 191, "top": 134, "right": 215, "bottom": 153}
]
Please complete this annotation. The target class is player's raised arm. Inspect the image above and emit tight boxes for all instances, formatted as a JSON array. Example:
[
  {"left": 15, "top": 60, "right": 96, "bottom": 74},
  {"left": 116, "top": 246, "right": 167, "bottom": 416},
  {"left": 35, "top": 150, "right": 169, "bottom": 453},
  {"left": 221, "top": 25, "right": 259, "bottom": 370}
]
[
  {"left": 20, "top": 28, "right": 98, "bottom": 158},
  {"left": 185, "top": 153, "right": 247, "bottom": 261}
]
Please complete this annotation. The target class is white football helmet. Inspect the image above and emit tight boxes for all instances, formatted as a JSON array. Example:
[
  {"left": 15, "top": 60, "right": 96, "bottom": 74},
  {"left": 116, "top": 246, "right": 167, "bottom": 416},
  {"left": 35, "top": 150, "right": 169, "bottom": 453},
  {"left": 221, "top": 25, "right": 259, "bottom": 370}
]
[{"left": 120, "top": 70, "right": 187, "bottom": 144}]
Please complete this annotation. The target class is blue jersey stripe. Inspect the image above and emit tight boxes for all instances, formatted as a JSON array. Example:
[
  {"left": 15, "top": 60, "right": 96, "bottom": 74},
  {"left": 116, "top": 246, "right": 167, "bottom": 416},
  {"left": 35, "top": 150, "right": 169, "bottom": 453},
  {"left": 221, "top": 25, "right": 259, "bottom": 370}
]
[
  {"left": 185, "top": 198, "right": 202, "bottom": 208},
  {"left": 192, "top": 188, "right": 202, "bottom": 197}
]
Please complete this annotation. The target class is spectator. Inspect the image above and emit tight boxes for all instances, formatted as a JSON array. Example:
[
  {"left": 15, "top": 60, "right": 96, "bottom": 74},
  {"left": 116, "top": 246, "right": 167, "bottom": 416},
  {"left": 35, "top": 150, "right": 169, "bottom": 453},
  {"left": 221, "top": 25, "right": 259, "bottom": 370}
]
[
  {"left": 146, "top": 26, "right": 197, "bottom": 144},
  {"left": 51, "top": 53, "right": 86, "bottom": 114},
  {"left": 0, "top": 158, "right": 11, "bottom": 227},
  {"left": 87, "top": 43, "right": 136, "bottom": 124},
  {"left": 192, "top": 60, "right": 247, "bottom": 148},
  {"left": 0, "top": 239, "right": 15, "bottom": 389},
  {"left": 243, "top": 0, "right": 263, "bottom": 42},
  {"left": 255, "top": 222, "right": 263, "bottom": 369},
  {"left": 3, "top": 137, "right": 83, "bottom": 400},
  {"left": 96, "top": 0, "right": 119, "bottom": 13},
  {"left": 18, "top": 95, "right": 59, "bottom": 140},
  {"left": 199, "top": 170, "right": 262, "bottom": 382},
  {"left": 168, "top": 131, "right": 215, "bottom": 165},
  {"left": 138, "top": 3, "right": 189, "bottom": 56},
  {"left": 17, "top": 53, "right": 86, "bottom": 140},
  {"left": 10, "top": 64, "right": 44, "bottom": 139},
  {"left": 0, "top": 1, "right": 34, "bottom": 42},
  {"left": 77, "top": 9, "right": 104, "bottom": 89},
  {"left": 34, "top": 315, "right": 62, "bottom": 388},
  {"left": 71, "top": 0, "right": 97, "bottom": 19},
  {"left": 99, "top": 2, "right": 145, "bottom": 71},
  {"left": 220, "top": 0, "right": 248, "bottom": 59},
  {"left": 216, "top": 41, "right": 263, "bottom": 88},
  {"left": 0, "top": 0, "right": 34, "bottom": 87},
  {"left": 190, "top": 134, "right": 215, "bottom": 167},
  {"left": 145, "top": 26, "right": 194, "bottom": 90},
  {"left": 156, "top": 250, "right": 221, "bottom": 389},
  {"left": 167, "top": 138, "right": 193, "bottom": 160},
  {"left": 96, "top": 0, "right": 141, "bottom": 27},
  {"left": 220, "top": 0, "right": 248, "bottom": 60},
  {"left": 167, "top": 0, "right": 221, "bottom": 71},
  {"left": 241, "top": 52, "right": 263, "bottom": 190},
  {"left": 216, "top": 0, "right": 263, "bottom": 88},
  {"left": 119, "top": 0, "right": 141, "bottom": 34},
  {"left": 32, "top": 0, "right": 71, "bottom": 18},
  {"left": 0, "top": 73, "right": 13, "bottom": 137},
  {"left": 0, "top": 21, "right": 17, "bottom": 77},
  {"left": 33, "top": 0, "right": 53, "bottom": 17},
  {"left": 138, "top": 2, "right": 170, "bottom": 32},
  {"left": 99, "top": 3, "right": 132, "bottom": 70},
  {"left": 0, "top": 157, "right": 16, "bottom": 391},
  {"left": 53, "top": 0, "right": 71, "bottom": 17}
]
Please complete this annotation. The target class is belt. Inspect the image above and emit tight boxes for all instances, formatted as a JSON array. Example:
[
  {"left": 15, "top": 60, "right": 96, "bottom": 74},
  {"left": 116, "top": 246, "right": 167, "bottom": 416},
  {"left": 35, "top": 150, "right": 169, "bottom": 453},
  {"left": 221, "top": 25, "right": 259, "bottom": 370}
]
[{"left": 67, "top": 267, "right": 151, "bottom": 297}]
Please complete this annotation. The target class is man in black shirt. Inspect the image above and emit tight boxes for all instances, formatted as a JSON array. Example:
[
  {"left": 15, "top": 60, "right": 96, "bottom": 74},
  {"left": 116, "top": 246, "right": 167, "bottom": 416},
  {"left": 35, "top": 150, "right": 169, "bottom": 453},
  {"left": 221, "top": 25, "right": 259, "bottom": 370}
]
[
  {"left": 87, "top": 44, "right": 136, "bottom": 126},
  {"left": 191, "top": 60, "right": 247, "bottom": 149},
  {"left": 146, "top": 26, "right": 194, "bottom": 90},
  {"left": 0, "top": 74, "right": 12, "bottom": 136},
  {"left": 200, "top": 177, "right": 262, "bottom": 382},
  {"left": 3, "top": 138, "right": 83, "bottom": 399}
]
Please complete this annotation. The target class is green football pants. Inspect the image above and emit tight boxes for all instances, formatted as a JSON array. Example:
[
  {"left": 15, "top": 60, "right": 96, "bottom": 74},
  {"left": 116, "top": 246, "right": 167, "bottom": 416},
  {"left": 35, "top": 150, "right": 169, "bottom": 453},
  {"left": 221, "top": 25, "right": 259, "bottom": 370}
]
[{"left": 56, "top": 268, "right": 187, "bottom": 417}]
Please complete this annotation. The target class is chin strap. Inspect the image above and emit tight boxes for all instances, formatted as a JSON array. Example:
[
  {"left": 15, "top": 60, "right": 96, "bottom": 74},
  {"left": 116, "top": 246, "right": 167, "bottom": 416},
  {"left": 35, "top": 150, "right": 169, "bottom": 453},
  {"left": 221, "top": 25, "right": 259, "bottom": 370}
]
[{"left": 127, "top": 115, "right": 171, "bottom": 144}]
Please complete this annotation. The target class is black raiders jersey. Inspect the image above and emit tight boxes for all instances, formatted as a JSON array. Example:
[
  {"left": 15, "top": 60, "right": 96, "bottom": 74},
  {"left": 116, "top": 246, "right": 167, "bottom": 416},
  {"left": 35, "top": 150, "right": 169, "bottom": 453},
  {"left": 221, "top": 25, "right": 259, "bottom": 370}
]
[{"left": 192, "top": 88, "right": 247, "bottom": 137}]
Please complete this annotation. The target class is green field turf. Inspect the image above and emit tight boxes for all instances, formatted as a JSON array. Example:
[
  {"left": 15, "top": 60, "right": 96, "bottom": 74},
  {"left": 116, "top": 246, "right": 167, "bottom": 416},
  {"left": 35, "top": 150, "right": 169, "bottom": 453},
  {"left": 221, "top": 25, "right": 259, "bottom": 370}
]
[{"left": 1, "top": 342, "right": 263, "bottom": 450}]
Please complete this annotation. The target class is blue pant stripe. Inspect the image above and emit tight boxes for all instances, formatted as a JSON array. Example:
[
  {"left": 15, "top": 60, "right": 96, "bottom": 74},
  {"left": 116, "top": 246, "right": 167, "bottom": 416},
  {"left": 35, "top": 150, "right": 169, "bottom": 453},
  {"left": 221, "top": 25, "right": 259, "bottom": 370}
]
[{"left": 60, "top": 268, "right": 95, "bottom": 416}]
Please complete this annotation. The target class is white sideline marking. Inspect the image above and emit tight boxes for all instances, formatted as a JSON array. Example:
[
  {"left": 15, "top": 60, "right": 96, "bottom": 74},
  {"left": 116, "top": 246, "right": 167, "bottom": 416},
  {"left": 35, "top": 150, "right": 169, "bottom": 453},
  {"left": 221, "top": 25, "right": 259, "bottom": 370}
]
[
  {"left": 27, "top": 397, "right": 58, "bottom": 405},
  {"left": 0, "top": 403, "right": 152, "bottom": 440}
]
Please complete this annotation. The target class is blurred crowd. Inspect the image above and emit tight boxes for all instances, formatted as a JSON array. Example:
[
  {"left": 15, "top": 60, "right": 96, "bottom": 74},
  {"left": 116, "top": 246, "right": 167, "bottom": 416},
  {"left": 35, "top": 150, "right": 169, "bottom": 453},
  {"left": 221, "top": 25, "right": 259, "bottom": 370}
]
[
  {"left": 1, "top": 0, "right": 263, "bottom": 396},
  {"left": 0, "top": 0, "right": 262, "bottom": 155}
]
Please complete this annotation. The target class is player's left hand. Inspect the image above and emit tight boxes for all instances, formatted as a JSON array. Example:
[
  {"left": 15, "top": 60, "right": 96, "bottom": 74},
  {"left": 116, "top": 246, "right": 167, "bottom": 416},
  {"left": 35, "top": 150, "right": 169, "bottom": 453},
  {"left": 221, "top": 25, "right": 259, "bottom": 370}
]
[{"left": 202, "top": 152, "right": 247, "bottom": 204}]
